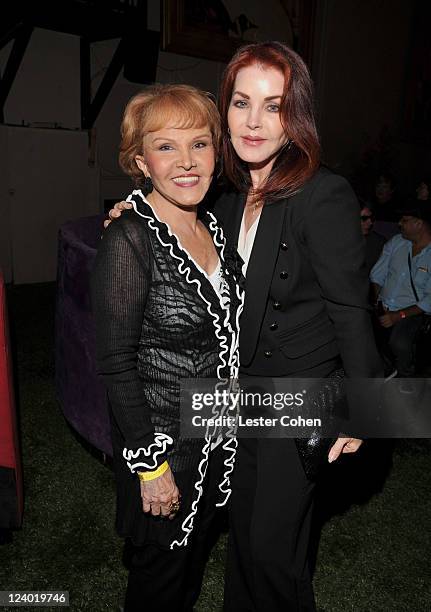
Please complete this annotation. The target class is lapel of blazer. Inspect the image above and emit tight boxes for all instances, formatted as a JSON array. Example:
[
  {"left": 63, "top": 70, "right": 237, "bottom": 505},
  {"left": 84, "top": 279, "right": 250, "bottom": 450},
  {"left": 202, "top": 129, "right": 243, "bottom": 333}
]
[
  {"left": 222, "top": 192, "right": 246, "bottom": 247},
  {"left": 240, "top": 197, "right": 288, "bottom": 366}
]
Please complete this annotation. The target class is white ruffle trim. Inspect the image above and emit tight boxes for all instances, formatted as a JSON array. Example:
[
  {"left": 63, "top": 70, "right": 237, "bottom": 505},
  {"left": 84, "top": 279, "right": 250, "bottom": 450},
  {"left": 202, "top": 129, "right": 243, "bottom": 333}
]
[
  {"left": 128, "top": 190, "right": 244, "bottom": 545},
  {"left": 123, "top": 432, "right": 174, "bottom": 473}
]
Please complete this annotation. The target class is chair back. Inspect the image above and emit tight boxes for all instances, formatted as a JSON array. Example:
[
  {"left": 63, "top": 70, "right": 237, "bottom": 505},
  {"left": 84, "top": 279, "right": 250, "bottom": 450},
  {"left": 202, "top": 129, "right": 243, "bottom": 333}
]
[{"left": 55, "top": 215, "right": 113, "bottom": 456}]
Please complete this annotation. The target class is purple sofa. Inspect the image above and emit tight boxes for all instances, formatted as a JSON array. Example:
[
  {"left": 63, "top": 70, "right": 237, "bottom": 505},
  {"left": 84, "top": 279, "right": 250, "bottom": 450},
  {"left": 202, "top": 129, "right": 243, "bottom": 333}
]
[{"left": 55, "top": 215, "right": 112, "bottom": 456}]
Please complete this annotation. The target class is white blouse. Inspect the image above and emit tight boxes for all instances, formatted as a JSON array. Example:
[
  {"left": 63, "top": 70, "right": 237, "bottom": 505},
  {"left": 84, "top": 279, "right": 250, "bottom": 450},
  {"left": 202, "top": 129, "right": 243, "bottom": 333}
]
[
  {"left": 237, "top": 210, "right": 262, "bottom": 276},
  {"left": 206, "top": 259, "right": 222, "bottom": 295}
]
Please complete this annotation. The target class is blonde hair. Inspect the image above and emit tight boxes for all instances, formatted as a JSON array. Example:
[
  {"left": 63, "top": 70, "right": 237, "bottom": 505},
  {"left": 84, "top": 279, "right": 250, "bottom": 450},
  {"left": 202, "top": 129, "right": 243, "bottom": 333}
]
[{"left": 119, "top": 84, "right": 221, "bottom": 186}]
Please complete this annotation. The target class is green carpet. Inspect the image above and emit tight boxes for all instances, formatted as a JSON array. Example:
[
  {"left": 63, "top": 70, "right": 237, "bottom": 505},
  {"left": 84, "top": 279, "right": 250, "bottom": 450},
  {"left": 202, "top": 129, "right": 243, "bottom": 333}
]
[{"left": 1, "top": 283, "right": 430, "bottom": 611}]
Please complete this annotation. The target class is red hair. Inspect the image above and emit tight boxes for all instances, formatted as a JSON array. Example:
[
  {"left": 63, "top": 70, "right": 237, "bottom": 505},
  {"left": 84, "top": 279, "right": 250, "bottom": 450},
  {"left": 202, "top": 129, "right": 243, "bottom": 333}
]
[
  {"left": 119, "top": 84, "right": 221, "bottom": 187},
  {"left": 219, "top": 41, "right": 320, "bottom": 201}
]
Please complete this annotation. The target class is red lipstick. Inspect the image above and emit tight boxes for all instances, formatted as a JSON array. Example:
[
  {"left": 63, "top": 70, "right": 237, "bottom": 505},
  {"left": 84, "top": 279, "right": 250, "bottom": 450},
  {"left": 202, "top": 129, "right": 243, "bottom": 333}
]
[{"left": 241, "top": 136, "right": 266, "bottom": 146}]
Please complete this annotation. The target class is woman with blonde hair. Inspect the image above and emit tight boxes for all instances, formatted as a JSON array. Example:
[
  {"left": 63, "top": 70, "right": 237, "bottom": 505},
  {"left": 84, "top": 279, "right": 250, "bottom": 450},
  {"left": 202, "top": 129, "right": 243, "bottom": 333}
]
[{"left": 91, "top": 83, "right": 243, "bottom": 611}]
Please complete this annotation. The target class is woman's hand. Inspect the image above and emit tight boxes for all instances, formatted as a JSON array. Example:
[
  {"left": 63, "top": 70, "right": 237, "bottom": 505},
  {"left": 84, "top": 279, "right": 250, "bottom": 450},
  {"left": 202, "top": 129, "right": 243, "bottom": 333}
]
[
  {"left": 104, "top": 200, "right": 133, "bottom": 228},
  {"left": 140, "top": 466, "right": 181, "bottom": 519},
  {"left": 328, "top": 437, "right": 363, "bottom": 463}
]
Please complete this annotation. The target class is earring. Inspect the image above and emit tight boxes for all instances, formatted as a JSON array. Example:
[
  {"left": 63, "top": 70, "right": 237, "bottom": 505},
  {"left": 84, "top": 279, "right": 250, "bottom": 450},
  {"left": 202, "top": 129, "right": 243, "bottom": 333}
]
[{"left": 143, "top": 175, "right": 153, "bottom": 194}]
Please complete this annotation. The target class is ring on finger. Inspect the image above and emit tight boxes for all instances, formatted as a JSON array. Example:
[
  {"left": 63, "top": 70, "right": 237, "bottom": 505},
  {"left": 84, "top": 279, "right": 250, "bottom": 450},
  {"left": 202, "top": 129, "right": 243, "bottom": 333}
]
[{"left": 168, "top": 500, "right": 181, "bottom": 514}]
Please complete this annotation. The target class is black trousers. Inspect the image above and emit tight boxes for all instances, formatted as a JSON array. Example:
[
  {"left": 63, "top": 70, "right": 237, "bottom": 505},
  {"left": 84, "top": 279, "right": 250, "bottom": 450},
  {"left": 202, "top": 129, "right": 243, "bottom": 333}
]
[
  {"left": 387, "top": 315, "right": 424, "bottom": 376},
  {"left": 124, "top": 448, "right": 224, "bottom": 612},
  {"left": 223, "top": 437, "right": 316, "bottom": 612}
]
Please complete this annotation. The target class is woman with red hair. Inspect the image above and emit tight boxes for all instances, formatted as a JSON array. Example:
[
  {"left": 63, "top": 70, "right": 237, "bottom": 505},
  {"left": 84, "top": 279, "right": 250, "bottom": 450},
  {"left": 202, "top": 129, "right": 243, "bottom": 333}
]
[
  {"left": 108, "top": 41, "right": 382, "bottom": 611},
  {"left": 213, "top": 41, "right": 381, "bottom": 611}
]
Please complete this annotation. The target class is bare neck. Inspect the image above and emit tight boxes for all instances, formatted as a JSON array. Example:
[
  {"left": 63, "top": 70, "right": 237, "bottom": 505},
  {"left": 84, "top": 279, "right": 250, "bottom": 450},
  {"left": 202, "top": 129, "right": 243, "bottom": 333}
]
[
  {"left": 147, "top": 193, "right": 199, "bottom": 234},
  {"left": 411, "top": 230, "right": 431, "bottom": 254},
  {"left": 248, "top": 157, "right": 277, "bottom": 193}
]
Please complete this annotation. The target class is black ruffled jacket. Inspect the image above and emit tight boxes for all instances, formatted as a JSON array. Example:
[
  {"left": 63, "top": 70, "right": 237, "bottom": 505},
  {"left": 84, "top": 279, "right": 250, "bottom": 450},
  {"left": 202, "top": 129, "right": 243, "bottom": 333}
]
[{"left": 91, "top": 191, "right": 244, "bottom": 549}]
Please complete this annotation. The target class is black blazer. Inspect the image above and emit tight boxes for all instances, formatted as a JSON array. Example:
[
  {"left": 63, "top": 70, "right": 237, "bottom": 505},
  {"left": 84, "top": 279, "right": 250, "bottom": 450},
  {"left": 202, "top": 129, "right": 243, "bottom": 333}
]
[{"left": 215, "top": 167, "right": 382, "bottom": 378}]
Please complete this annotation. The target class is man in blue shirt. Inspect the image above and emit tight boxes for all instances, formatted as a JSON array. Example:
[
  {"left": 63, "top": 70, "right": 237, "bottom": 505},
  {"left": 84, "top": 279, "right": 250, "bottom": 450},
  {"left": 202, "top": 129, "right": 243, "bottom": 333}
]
[{"left": 370, "top": 202, "right": 431, "bottom": 376}]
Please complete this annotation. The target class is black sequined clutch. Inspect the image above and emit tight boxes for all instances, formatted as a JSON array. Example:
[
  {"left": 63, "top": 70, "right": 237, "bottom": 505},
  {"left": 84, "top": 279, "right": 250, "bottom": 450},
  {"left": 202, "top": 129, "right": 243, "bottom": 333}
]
[{"left": 294, "top": 368, "right": 346, "bottom": 480}]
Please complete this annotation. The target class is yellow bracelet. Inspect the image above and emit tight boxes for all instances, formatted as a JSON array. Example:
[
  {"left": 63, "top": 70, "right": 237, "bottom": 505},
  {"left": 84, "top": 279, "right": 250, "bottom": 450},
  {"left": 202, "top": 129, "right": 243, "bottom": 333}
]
[{"left": 137, "top": 460, "right": 169, "bottom": 482}]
